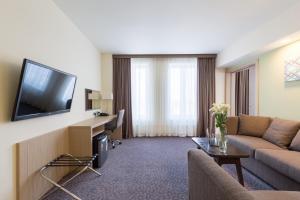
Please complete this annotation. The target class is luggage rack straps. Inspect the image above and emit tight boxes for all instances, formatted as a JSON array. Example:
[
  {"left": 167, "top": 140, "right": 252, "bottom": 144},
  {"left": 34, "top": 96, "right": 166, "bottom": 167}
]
[{"left": 40, "top": 153, "right": 101, "bottom": 200}]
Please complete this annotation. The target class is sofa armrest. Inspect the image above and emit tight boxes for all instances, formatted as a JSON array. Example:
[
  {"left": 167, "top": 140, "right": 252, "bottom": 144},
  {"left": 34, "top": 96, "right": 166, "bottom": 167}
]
[
  {"left": 188, "top": 149, "right": 252, "bottom": 200},
  {"left": 250, "top": 191, "right": 300, "bottom": 200},
  {"left": 226, "top": 116, "right": 239, "bottom": 135}
]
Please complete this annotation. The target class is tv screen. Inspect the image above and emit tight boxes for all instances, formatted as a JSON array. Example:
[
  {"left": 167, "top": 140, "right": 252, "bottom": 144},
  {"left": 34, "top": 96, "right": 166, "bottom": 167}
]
[{"left": 11, "top": 59, "right": 77, "bottom": 121}]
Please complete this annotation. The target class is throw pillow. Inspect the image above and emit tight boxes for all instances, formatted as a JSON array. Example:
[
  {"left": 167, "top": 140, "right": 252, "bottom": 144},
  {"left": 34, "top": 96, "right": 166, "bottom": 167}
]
[
  {"left": 263, "top": 118, "right": 300, "bottom": 148},
  {"left": 290, "top": 130, "right": 300, "bottom": 151},
  {"left": 226, "top": 116, "right": 239, "bottom": 135},
  {"left": 238, "top": 115, "right": 271, "bottom": 137}
]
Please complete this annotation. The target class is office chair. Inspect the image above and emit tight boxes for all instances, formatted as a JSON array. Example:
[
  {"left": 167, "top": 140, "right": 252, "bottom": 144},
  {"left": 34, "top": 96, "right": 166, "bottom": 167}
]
[{"left": 105, "top": 109, "right": 125, "bottom": 148}]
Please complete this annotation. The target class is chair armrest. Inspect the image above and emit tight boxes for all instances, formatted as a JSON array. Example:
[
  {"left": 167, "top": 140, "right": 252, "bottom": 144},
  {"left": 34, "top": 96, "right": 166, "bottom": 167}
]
[
  {"left": 226, "top": 116, "right": 239, "bottom": 135},
  {"left": 188, "top": 149, "right": 252, "bottom": 200}
]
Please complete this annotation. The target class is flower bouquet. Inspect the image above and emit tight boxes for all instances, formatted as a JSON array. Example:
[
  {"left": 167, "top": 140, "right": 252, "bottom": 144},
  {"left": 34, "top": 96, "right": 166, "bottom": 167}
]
[{"left": 209, "top": 103, "right": 230, "bottom": 152}]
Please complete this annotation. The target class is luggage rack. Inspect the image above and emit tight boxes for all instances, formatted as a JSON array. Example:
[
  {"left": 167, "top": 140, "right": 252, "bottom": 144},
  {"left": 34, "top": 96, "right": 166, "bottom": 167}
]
[{"left": 40, "top": 153, "right": 101, "bottom": 200}]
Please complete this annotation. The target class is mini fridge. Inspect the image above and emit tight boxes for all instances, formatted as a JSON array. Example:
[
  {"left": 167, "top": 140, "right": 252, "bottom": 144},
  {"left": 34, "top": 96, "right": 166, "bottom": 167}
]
[{"left": 92, "top": 133, "right": 108, "bottom": 168}]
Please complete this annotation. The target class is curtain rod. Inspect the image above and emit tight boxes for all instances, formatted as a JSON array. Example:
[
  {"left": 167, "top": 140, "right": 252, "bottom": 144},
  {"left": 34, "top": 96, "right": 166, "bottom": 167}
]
[
  {"left": 230, "top": 64, "right": 255, "bottom": 73},
  {"left": 112, "top": 54, "right": 217, "bottom": 59}
]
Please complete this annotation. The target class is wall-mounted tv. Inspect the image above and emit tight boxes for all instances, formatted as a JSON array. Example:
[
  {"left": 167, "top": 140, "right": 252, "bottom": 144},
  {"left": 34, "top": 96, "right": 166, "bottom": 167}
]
[{"left": 11, "top": 59, "right": 77, "bottom": 121}]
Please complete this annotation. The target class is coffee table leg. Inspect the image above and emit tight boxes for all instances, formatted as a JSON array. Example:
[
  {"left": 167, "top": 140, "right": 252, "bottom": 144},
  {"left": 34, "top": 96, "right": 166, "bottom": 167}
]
[
  {"left": 213, "top": 157, "right": 245, "bottom": 186},
  {"left": 235, "top": 159, "right": 244, "bottom": 186}
]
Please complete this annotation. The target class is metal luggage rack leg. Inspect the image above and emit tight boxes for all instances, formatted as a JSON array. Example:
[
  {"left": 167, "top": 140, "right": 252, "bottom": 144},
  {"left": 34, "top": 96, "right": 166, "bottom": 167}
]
[{"left": 40, "top": 153, "right": 101, "bottom": 200}]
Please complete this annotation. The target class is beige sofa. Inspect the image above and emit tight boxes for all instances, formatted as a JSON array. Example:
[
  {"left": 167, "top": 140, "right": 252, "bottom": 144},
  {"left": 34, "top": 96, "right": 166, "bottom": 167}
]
[
  {"left": 226, "top": 115, "right": 300, "bottom": 190},
  {"left": 188, "top": 149, "right": 300, "bottom": 200}
]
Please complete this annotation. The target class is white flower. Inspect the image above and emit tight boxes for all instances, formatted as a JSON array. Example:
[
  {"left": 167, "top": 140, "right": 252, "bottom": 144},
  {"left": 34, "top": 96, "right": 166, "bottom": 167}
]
[
  {"left": 209, "top": 103, "right": 230, "bottom": 114},
  {"left": 210, "top": 103, "right": 230, "bottom": 129}
]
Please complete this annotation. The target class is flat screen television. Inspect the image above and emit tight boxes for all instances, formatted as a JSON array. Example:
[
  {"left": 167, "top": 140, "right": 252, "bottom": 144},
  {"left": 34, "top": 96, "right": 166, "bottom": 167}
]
[{"left": 11, "top": 59, "right": 77, "bottom": 121}]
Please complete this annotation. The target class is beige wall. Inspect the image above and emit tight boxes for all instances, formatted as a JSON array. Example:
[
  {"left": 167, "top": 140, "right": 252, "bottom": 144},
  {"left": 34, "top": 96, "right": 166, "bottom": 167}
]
[
  {"left": 258, "top": 40, "right": 300, "bottom": 120},
  {"left": 0, "top": 0, "right": 101, "bottom": 199},
  {"left": 215, "top": 68, "right": 226, "bottom": 104},
  {"left": 100, "top": 53, "right": 113, "bottom": 114},
  {"left": 101, "top": 53, "right": 113, "bottom": 95}
]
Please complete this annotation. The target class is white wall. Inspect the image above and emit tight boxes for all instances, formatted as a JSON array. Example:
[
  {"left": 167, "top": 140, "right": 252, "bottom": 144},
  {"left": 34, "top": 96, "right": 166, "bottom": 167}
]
[
  {"left": 258, "top": 40, "right": 300, "bottom": 120},
  {"left": 0, "top": 0, "right": 101, "bottom": 199},
  {"left": 248, "top": 66, "right": 257, "bottom": 115},
  {"left": 217, "top": 1, "right": 300, "bottom": 68}
]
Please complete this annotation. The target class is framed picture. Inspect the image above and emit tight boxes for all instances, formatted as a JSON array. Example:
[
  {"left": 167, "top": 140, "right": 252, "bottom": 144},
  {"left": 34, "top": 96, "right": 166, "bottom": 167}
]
[{"left": 285, "top": 57, "right": 300, "bottom": 82}]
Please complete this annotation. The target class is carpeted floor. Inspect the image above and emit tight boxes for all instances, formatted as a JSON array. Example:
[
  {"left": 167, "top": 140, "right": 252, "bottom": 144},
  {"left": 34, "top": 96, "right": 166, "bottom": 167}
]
[{"left": 45, "top": 137, "right": 273, "bottom": 200}]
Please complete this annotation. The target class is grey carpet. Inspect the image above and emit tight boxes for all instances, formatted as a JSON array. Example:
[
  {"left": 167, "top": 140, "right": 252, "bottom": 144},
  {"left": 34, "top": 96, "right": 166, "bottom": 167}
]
[{"left": 45, "top": 137, "right": 273, "bottom": 200}]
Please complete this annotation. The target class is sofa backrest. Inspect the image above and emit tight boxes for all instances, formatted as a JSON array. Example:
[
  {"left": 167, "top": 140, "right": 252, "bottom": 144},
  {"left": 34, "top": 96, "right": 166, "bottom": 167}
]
[
  {"left": 188, "top": 149, "right": 254, "bottom": 200},
  {"left": 226, "top": 116, "right": 239, "bottom": 135},
  {"left": 226, "top": 115, "right": 272, "bottom": 137},
  {"left": 226, "top": 115, "right": 300, "bottom": 149},
  {"left": 238, "top": 115, "right": 272, "bottom": 137}
]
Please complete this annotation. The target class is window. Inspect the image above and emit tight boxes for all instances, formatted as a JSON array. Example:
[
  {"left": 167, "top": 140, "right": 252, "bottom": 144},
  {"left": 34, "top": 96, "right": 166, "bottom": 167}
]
[
  {"left": 167, "top": 61, "right": 197, "bottom": 121},
  {"left": 131, "top": 58, "right": 197, "bottom": 137}
]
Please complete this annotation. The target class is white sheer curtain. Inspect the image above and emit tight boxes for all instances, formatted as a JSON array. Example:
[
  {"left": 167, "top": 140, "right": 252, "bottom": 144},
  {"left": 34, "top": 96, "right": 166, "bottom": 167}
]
[{"left": 131, "top": 57, "right": 197, "bottom": 137}]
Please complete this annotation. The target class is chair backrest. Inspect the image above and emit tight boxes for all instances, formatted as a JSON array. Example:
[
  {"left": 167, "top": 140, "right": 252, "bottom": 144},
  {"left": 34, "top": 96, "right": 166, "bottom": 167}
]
[
  {"left": 116, "top": 109, "right": 125, "bottom": 129},
  {"left": 105, "top": 109, "right": 125, "bottom": 132}
]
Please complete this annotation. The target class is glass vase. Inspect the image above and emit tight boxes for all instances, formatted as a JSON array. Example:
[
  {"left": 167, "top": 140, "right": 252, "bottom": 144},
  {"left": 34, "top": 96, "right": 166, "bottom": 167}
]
[
  {"left": 219, "top": 126, "right": 227, "bottom": 153},
  {"left": 206, "top": 128, "right": 218, "bottom": 146}
]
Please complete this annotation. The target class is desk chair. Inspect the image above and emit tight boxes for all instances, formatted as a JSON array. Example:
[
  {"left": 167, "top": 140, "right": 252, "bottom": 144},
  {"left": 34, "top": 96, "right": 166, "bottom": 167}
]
[{"left": 105, "top": 109, "right": 125, "bottom": 148}]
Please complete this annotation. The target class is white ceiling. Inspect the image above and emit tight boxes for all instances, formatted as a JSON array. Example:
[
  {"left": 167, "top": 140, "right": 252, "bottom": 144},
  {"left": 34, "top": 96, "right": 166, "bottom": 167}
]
[{"left": 53, "top": 0, "right": 299, "bottom": 54}]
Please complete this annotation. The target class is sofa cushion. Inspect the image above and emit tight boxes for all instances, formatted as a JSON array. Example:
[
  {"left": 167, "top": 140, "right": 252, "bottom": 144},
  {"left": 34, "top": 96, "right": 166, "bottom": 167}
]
[
  {"left": 238, "top": 115, "right": 271, "bottom": 137},
  {"left": 250, "top": 191, "right": 300, "bottom": 200},
  {"left": 255, "top": 149, "right": 300, "bottom": 183},
  {"left": 290, "top": 130, "right": 300, "bottom": 152},
  {"left": 226, "top": 116, "right": 239, "bottom": 135},
  {"left": 227, "top": 135, "right": 282, "bottom": 157},
  {"left": 263, "top": 118, "right": 300, "bottom": 148}
]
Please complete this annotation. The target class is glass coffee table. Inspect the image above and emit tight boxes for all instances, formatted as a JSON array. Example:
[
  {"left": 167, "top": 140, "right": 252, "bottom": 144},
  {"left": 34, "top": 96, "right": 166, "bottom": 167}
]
[{"left": 192, "top": 137, "right": 249, "bottom": 186}]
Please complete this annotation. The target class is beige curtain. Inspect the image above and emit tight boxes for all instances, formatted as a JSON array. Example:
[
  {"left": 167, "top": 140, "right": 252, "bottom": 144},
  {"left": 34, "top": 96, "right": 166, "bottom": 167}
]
[
  {"left": 235, "top": 69, "right": 249, "bottom": 115},
  {"left": 197, "top": 57, "right": 216, "bottom": 137},
  {"left": 113, "top": 57, "right": 133, "bottom": 139}
]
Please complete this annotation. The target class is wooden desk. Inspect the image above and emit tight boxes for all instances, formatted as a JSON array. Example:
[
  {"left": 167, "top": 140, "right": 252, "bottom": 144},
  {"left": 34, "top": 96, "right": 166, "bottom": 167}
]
[
  {"left": 69, "top": 115, "right": 118, "bottom": 156},
  {"left": 17, "top": 116, "right": 120, "bottom": 200}
]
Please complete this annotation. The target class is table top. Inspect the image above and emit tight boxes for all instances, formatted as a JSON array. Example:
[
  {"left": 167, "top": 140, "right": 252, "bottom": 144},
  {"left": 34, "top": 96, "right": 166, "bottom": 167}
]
[
  {"left": 70, "top": 115, "right": 117, "bottom": 128},
  {"left": 192, "top": 137, "right": 249, "bottom": 159}
]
